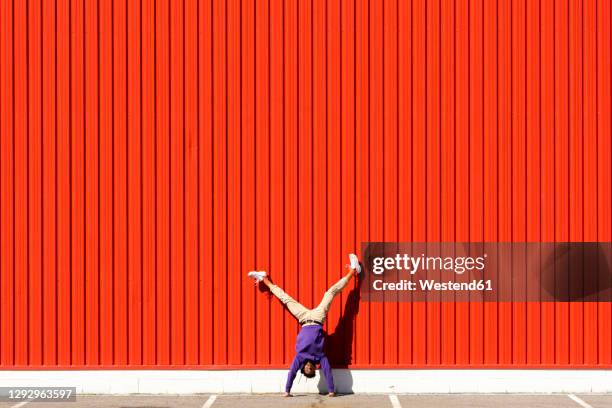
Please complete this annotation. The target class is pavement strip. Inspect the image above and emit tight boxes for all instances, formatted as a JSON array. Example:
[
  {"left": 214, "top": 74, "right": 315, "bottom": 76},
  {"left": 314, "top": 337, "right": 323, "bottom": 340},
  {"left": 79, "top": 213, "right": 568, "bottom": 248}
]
[
  {"left": 202, "top": 394, "right": 218, "bottom": 408},
  {"left": 9, "top": 401, "right": 29, "bottom": 408},
  {"left": 567, "top": 394, "right": 594, "bottom": 408},
  {"left": 388, "top": 394, "right": 402, "bottom": 408}
]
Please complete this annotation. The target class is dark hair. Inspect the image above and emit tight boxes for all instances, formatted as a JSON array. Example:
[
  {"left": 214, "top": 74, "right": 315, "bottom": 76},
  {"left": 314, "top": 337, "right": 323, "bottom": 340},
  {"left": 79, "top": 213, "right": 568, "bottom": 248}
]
[{"left": 300, "top": 360, "right": 316, "bottom": 378}]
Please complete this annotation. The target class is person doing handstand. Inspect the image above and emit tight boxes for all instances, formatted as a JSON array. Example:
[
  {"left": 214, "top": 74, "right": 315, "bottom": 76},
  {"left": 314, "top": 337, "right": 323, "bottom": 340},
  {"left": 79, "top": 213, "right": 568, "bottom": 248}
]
[{"left": 247, "top": 254, "right": 361, "bottom": 397}]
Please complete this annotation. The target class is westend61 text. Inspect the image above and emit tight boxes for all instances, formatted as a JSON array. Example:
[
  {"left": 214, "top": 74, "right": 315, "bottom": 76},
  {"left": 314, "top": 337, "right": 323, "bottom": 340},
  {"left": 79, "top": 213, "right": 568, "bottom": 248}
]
[{"left": 372, "top": 279, "right": 493, "bottom": 292}]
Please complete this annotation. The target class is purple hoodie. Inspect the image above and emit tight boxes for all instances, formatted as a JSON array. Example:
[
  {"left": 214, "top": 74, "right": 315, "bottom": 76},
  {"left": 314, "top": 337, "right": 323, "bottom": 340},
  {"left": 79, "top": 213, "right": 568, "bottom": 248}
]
[{"left": 285, "top": 324, "right": 334, "bottom": 393}]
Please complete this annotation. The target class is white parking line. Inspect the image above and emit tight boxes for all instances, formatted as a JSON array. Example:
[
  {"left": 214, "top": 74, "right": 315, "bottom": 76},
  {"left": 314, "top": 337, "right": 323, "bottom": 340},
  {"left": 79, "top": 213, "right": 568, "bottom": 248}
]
[
  {"left": 388, "top": 394, "right": 402, "bottom": 408},
  {"left": 202, "top": 394, "right": 217, "bottom": 408},
  {"left": 568, "top": 394, "right": 593, "bottom": 408},
  {"left": 10, "top": 401, "right": 30, "bottom": 408}
]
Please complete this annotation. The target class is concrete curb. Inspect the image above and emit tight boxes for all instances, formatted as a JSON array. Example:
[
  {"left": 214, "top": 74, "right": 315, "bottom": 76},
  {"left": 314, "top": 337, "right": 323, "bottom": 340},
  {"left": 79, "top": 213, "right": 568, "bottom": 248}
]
[{"left": 1, "top": 369, "right": 612, "bottom": 394}]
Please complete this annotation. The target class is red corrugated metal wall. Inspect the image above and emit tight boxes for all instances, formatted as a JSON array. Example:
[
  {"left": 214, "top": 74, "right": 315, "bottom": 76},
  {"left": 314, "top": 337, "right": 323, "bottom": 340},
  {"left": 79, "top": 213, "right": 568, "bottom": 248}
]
[{"left": 0, "top": 0, "right": 611, "bottom": 369}]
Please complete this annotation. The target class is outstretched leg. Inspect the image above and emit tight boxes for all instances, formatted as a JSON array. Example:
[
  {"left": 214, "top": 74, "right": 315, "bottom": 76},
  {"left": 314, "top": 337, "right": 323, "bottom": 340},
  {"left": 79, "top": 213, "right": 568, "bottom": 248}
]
[
  {"left": 260, "top": 276, "right": 310, "bottom": 322},
  {"left": 310, "top": 267, "right": 357, "bottom": 323}
]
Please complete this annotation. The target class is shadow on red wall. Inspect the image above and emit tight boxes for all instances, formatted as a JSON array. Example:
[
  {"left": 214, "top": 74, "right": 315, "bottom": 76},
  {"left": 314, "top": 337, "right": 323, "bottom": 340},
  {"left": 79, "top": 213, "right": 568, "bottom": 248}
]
[
  {"left": 317, "top": 272, "right": 363, "bottom": 394},
  {"left": 327, "top": 274, "right": 363, "bottom": 366}
]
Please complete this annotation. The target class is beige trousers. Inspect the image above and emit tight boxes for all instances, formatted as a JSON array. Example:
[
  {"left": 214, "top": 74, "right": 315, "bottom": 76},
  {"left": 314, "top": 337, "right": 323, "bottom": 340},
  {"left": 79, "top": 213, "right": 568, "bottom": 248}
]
[{"left": 269, "top": 275, "right": 350, "bottom": 326}]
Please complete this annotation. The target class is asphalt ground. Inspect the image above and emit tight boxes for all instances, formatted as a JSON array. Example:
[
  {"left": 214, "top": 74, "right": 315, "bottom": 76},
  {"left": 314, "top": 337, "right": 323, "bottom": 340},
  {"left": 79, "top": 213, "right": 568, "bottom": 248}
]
[{"left": 0, "top": 393, "right": 611, "bottom": 408}]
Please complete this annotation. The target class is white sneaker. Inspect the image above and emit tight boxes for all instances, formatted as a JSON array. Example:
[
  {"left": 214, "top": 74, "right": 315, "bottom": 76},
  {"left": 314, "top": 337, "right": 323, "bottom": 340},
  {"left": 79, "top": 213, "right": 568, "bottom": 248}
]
[
  {"left": 349, "top": 254, "right": 361, "bottom": 274},
  {"left": 247, "top": 271, "right": 267, "bottom": 283}
]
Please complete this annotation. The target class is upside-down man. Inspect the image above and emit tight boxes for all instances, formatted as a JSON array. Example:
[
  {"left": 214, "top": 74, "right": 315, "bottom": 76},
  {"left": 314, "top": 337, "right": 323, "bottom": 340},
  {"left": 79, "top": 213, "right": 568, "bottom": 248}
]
[{"left": 247, "top": 254, "right": 361, "bottom": 397}]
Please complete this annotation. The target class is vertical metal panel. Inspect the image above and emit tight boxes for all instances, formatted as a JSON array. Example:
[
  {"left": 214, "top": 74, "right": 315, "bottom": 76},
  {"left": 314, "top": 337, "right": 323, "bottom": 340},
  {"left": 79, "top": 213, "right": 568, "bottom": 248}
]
[
  {"left": 441, "top": 0, "right": 455, "bottom": 366},
  {"left": 454, "top": 0, "right": 470, "bottom": 365},
  {"left": 597, "top": 0, "right": 612, "bottom": 366},
  {"left": 469, "top": 0, "right": 484, "bottom": 365},
  {"left": 582, "top": 0, "right": 597, "bottom": 366},
  {"left": 411, "top": 0, "right": 427, "bottom": 365},
  {"left": 354, "top": 0, "right": 370, "bottom": 366},
  {"left": 541, "top": 0, "right": 556, "bottom": 365},
  {"left": 555, "top": 0, "right": 570, "bottom": 365},
  {"left": 201, "top": 0, "right": 215, "bottom": 367},
  {"left": 483, "top": 0, "right": 498, "bottom": 365},
  {"left": 0, "top": 0, "right": 14, "bottom": 367},
  {"left": 269, "top": 0, "right": 284, "bottom": 367},
  {"left": 525, "top": 0, "right": 541, "bottom": 365},
  {"left": 0, "top": 0, "right": 611, "bottom": 369},
  {"left": 397, "top": 0, "right": 412, "bottom": 366},
  {"left": 511, "top": 0, "right": 526, "bottom": 365}
]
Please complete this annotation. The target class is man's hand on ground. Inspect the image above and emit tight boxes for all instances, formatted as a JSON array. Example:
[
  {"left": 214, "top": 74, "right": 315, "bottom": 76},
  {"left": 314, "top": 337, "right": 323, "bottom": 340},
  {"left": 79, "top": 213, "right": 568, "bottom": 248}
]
[{"left": 283, "top": 392, "right": 292, "bottom": 397}]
